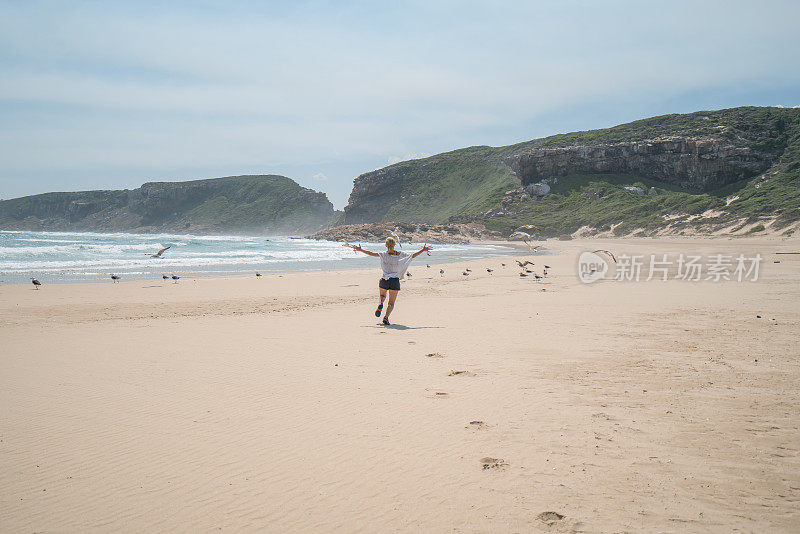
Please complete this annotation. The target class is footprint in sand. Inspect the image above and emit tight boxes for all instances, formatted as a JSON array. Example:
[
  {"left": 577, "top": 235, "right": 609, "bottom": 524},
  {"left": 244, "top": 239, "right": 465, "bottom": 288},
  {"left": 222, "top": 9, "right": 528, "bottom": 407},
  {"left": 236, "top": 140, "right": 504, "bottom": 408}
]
[
  {"left": 424, "top": 389, "right": 449, "bottom": 399},
  {"left": 448, "top": 370, "right": 476, "bottom": 377},
  {"left": 537, "top": 511, "right": 582, "bottom": 532},
  {"left": 537, "top": 511, "right": 565, "bottom": 524},
  {"left": 467, "top": 420, "right": 487, "bottom": 429},
  {"left": 425, "top": 352, "right": 444, "bottom": 358},
  {"left": 480, "top": 457, "right": 507, "bottom": 469}
]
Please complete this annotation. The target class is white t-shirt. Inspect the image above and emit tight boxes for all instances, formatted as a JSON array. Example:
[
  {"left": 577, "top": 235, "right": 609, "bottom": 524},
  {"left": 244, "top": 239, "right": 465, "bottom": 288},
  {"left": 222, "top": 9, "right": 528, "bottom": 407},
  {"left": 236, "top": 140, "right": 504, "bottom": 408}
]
[{"left": 379, "top": 251, "right": 414, "bottom": 279}]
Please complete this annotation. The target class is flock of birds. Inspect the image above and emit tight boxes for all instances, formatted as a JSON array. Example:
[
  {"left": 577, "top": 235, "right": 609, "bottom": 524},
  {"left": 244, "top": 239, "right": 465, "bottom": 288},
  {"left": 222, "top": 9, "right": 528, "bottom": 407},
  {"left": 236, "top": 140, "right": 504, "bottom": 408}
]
[
  {"left": 409, "top": 259, "right": 551, "bottom": 282},
  {"left": 29, "top": 243, "right": 285, "bottom": 288},
  {"left": 30, "top": 245, "right": 182, "bottom": 289},
  {"left": 27, "top": 241, "right": 603, "bottom": 290}
]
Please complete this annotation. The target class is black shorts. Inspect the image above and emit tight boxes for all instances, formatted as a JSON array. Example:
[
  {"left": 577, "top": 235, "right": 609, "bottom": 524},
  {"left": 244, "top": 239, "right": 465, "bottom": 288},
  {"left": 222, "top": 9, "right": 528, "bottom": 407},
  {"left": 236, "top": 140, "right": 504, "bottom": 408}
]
[{"left": 379, "top": 277, "right": 401, "bottom": 291}]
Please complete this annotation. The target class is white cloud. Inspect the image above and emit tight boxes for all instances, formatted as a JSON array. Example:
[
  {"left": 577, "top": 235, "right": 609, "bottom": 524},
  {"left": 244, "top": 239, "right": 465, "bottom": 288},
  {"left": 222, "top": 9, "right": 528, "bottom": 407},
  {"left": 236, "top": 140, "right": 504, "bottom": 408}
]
[
  {"left": 312, "top": 172, "right": 328, "bottom": 181},
  {"left": 1, "top": 0, "right": 799, "bottom": 203}
]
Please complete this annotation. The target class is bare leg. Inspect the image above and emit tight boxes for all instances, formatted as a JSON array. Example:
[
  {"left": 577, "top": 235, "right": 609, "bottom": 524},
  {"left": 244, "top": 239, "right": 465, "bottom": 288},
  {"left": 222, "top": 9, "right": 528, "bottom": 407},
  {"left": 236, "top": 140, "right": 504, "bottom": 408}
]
[
  {"left": 376, "top": 288, "right": 387, "bottom": 316},
  {"left": 383, "top": 289, "right": 399, "bottom": 323}
]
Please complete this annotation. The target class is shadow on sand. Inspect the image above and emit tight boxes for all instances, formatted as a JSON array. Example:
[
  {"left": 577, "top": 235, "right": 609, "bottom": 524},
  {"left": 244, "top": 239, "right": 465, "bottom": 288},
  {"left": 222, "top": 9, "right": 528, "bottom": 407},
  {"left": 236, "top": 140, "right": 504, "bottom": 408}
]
[{"left": 361, "top": 324, "right": 443, "bottom": 331}]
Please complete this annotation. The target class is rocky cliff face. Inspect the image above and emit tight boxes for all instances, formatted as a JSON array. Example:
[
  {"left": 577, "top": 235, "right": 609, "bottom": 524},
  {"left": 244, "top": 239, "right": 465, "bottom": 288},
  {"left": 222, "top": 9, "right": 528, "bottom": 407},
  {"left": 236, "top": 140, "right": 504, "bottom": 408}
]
[
  {"left": 0, "top": 175, "right": 337, "bottom": 234},
  {"left": 508, "top": 137, "right": 775, "bottom": 191},
  {"left": 339, "top": 107, "right": 799, "bottom": 226},
  {"left": 342, "top": 164, "right": 409, "bottom": 224}
]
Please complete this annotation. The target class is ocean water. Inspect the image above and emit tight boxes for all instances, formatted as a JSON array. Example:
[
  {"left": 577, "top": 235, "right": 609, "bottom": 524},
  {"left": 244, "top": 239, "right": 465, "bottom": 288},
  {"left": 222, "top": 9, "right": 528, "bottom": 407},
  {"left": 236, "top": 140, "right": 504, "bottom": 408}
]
[{"left": 0, "top": 230, "right": 520, "bottom": 284}]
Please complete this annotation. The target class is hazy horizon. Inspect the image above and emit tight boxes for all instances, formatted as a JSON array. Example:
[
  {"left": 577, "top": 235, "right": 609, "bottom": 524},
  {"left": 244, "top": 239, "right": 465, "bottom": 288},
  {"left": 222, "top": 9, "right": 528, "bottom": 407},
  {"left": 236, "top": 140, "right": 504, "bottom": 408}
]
[{"left": 2, "top": 0, "right": 799, "bottom": 209}]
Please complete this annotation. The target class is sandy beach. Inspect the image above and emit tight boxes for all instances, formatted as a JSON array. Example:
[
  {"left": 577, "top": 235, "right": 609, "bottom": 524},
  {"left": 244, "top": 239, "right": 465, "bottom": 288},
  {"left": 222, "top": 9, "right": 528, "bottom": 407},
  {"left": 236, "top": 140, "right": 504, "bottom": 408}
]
[{"left": 1, "top": 236, "right": 798, "bottom": 532}]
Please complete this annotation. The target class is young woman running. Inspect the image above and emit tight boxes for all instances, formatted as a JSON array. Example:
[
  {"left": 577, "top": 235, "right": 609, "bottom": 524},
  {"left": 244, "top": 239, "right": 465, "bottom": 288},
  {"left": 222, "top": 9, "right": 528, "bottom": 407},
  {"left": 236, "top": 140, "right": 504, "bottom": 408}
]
[{"left": 351, "top": 237, "right": 431, "bottom": 325}]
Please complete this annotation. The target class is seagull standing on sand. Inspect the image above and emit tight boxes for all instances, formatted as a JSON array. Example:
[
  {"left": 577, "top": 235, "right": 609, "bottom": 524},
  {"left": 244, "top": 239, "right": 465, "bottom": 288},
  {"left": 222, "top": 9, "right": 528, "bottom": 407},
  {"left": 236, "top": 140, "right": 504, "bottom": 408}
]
[
  {"left": 171, "top": 274, "right": 180, "bottom": 283},
  {"left": 149, "top": 246, "right": 171, "bottom": 258},
  {"left": 110, "top": 274, "right": 120, "bottom": 283},
  {"left": 162, "top": 275, "right": 169, "bottom": 280},
  {"left": 440, "top": 268, "right": 445, "bottom": 276},
  {"left": 486, "top": 268, "right": 493, "bottom": 274},
  {"left": 31, "top": 277, "right": 41, "bottom": 289}
]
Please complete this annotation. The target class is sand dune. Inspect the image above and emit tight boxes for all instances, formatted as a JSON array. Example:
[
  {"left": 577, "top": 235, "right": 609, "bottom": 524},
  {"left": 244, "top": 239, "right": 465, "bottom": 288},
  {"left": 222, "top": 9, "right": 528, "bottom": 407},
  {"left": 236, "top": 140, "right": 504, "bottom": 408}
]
[{"left": 1, "top": 237, "right": 798, "bottom": 532}]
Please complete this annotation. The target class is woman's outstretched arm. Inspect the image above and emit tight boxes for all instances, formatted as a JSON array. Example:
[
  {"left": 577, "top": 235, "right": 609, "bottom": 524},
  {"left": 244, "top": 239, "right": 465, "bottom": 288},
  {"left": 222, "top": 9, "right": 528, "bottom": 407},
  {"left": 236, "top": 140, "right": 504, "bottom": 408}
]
[
  {"left": 411, "top": 244, "right": 432, "bottom": 259},
  {"left": 352, "top": 244, "right": 380, "bottom": 257}
]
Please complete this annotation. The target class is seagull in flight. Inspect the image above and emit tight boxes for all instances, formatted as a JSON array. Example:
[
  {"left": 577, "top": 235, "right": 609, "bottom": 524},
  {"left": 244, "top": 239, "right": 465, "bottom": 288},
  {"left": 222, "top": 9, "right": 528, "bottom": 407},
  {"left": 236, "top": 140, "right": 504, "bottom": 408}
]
[
  {"left": 390, "top": 230, "right": 403, "bottom": 249},
  {"left": 149, "top": 246, "right": 171, "bottom": 258},
  {"left": 509, "top": 230, "right": 531, "bottom": 242},
  {"left": 509, "top": 231, "right": 537, "bottom": 251},
  {"left": 593, "top": 250, "right": 617, "bottom": 263}
]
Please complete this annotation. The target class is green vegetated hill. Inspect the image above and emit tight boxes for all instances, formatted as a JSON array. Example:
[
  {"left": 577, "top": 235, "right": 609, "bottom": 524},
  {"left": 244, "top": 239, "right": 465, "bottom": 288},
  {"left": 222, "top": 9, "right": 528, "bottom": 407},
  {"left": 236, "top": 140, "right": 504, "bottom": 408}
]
[
  {"left": 0, "top": 175, "right": 337, "bottom": 235},
  {"left": 341, "top": 107, "right": 800, "bottom": 237},
  {"left": 340, "top": 145, "right": 520, "bottom": 224}
]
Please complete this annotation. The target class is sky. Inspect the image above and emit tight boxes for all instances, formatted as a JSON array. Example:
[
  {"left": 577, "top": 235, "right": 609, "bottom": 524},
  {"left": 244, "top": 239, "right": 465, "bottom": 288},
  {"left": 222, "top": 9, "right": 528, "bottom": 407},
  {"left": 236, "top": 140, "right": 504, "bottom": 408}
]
[{"left": 1, "top": 0, "right": 799, "bottom": 208}]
